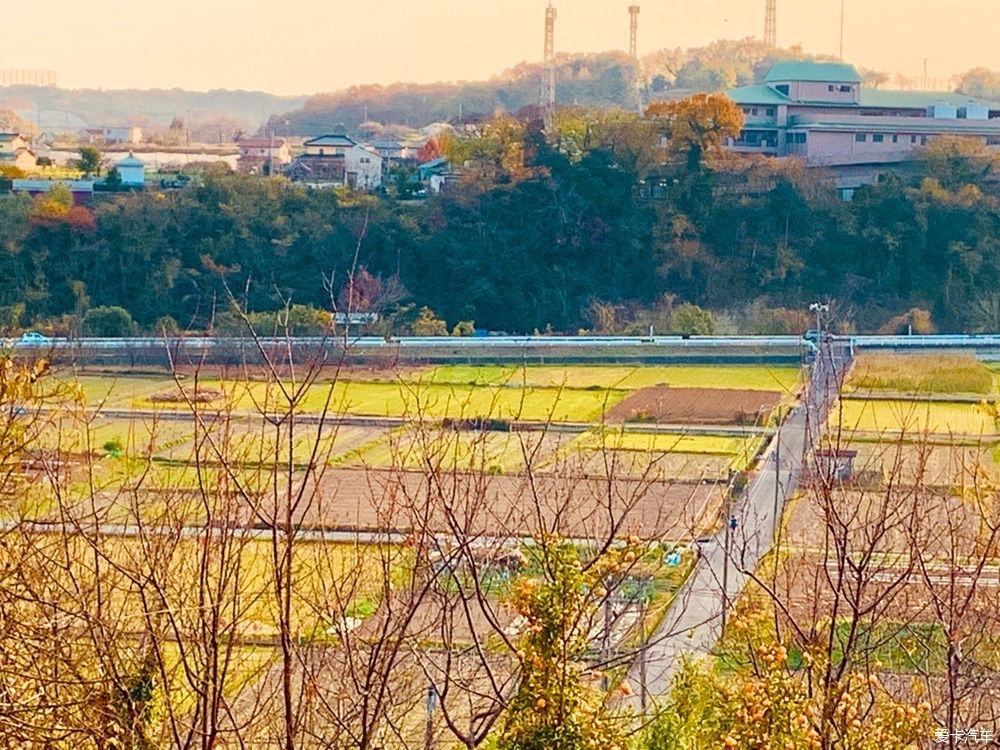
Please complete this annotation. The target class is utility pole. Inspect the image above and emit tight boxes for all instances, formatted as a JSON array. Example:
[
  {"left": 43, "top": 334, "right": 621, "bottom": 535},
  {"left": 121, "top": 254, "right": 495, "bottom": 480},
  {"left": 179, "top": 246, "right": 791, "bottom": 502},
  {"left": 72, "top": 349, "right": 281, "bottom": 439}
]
[
  {"left": 424, "top": 685, "right": 436, "bottom": 749},
  {"left": 772, "top": 423, "right": 781, "bottom": 541},
  {"left": 629, "top": 6, "right": 644, "bottom": 114},
  {"left": 541, "top": 3, "right": 557, "bottom": 117},
  {"left": 839, "top": 0, "right": 845, "bottom": 59},
  {"left": 764, "top": 0, "right": 777, "bottom": 49},
  {"left": 923, "top": 58, "right": 929, "bottom": 89},
  {"left": 721, "top": 515, "right": 736, "bottom": 640},
  {"left": 628, "top": 5, "right": 640, "bottom": 60}
]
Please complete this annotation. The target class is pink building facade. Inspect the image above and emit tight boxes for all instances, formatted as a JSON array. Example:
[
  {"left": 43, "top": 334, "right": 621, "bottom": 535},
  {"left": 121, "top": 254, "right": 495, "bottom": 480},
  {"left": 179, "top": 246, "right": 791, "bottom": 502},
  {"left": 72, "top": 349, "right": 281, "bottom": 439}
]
[{"left": 724, "top": 61, "right": 1000, "bottom": 193}]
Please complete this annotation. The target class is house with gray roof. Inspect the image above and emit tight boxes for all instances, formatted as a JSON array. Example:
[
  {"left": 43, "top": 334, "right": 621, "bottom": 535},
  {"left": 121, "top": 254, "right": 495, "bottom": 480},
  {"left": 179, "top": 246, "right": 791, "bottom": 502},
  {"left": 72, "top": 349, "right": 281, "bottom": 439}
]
[{"left": 285, "top": 132, "right": 382, "bottom": 189}]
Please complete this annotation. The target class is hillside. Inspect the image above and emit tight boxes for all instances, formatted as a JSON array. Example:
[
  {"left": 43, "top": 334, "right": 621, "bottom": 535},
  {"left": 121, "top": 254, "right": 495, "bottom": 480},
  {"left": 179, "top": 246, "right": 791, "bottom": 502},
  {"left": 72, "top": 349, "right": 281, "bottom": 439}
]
[
  {"left": 274, "top": 52, "right": 644, "bottom": 135},
  {"left": 0, "top": 85, "right": 307, "bottom": 135}
]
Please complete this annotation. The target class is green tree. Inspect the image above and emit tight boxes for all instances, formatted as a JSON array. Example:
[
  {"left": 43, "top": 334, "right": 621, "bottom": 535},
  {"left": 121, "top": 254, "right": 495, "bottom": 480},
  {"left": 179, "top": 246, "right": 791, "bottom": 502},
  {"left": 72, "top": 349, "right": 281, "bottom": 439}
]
[
  {"left": 498, "top": 542, "right": 630, "bottom": 750},
  {"left": 81, "top": 305, "right": 135, "bottom": 337},
  {"left": 672, "top": 303, "right": 715, "bottom": 335},
  {"left": 77, "top": 146, "right": 102, "bottom": 178}
]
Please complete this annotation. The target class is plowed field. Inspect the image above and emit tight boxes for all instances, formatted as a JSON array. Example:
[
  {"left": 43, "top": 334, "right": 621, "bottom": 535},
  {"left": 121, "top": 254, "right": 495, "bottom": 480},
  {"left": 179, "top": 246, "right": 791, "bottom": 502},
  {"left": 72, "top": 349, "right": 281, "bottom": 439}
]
[{"left": 606, "top": 387, "right": 783, "bottom": 425}]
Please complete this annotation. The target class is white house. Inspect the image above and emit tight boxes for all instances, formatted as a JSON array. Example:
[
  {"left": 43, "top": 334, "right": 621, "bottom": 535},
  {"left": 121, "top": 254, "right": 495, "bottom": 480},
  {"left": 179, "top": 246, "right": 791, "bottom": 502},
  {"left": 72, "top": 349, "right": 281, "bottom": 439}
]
[{"left": 114, "top": 153, "right": 146, "bottom": 186}]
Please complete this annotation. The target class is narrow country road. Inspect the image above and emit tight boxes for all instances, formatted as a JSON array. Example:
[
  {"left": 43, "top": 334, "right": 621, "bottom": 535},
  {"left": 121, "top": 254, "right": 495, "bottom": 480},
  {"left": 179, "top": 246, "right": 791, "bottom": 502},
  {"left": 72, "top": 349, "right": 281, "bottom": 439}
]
[{"left": 627, "top": 340, "right": 851, "bottom": 707}]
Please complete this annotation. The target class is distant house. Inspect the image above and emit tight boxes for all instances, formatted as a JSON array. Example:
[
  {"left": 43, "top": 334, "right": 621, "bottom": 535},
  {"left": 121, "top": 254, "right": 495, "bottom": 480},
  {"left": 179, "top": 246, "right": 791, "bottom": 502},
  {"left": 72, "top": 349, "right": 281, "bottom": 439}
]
[
  {"left": 79, "top": 126, "right": 143, "bottom": 145},
  {"left": 417, "top": 156, "right": 460, "bottom": 194},
  {"left": 112, "top": 153, "right": 146, "bottom": 186},
  {"left": 285, "top": 133, "right": 382, "bottom": 189},
  {"left": 0, "top": 132, "right": 37, "bottom": 172},
  {"left": 236, "top": 137, "right": 292, "bottom": 174}
]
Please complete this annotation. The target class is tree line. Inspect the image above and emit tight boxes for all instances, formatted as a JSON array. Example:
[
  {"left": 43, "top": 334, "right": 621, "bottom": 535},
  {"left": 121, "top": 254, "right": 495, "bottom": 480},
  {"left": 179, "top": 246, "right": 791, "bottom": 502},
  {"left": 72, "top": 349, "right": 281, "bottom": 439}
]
[{"left": 2, "top": 103, "right": 1000, "bottom": 336}]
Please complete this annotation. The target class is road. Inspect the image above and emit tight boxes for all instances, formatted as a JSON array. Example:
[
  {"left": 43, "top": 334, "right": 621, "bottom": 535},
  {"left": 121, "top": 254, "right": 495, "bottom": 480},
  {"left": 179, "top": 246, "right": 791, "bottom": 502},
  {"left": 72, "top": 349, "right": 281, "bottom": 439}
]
[{"left": 627, "top": 340, "right": 851, "bottom": 708}]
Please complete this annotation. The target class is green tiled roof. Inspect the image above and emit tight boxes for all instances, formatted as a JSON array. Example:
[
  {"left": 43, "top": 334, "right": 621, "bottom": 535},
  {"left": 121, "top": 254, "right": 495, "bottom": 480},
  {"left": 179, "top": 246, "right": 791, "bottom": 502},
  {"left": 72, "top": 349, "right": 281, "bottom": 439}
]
[
  {"left": 860, "top": 89, "right": 1000, "bottom": 110},
  {"left": 764, "top": 61, "right": 862, "bottom": 84},
  {"left": 726, "top": 84, "right": 792, "bottom": 105},
  {"left": 788, "top": 117, "right": 1000, "bottom": 134}
]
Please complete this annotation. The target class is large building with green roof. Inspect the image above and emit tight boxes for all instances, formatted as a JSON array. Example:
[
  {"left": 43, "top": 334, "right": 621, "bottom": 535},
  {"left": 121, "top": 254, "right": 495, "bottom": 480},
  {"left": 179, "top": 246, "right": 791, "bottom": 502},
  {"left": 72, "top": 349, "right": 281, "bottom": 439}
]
[{"left": 724, "top": 61, "right": 1000, "bottom": 192}]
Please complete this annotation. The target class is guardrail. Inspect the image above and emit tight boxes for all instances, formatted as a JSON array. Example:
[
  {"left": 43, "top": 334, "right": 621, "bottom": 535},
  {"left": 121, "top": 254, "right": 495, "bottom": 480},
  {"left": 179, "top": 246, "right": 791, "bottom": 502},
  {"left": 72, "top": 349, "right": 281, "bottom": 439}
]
[{"left": 5, "top": 335, "right": 809, "bottom": 349}]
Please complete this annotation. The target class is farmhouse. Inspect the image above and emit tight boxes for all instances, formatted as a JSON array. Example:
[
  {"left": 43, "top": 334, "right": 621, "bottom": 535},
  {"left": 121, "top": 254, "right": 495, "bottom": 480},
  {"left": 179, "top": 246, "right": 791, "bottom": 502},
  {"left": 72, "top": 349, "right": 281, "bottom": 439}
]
[
  {"left": 285, "top": 133, "right": 382, "bottom": 189},
  {"left": 236, "top": 137, "right": 292, "bottom": 174},
  {"left": 0, "top": 132, "right": 37, "bottom": 171}
]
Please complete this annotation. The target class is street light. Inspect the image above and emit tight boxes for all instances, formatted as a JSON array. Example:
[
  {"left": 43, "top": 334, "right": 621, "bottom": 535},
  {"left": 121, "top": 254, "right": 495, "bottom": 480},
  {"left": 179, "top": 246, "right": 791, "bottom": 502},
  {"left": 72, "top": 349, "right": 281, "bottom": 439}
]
[{"left": 809, "top": 302, "right": 830, "bottom": 338}]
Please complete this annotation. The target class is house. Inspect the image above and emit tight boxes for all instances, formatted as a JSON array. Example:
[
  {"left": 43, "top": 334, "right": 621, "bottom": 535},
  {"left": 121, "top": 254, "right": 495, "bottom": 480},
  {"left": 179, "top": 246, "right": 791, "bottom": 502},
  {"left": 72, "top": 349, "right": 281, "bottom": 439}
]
[
  {"left": 285, "top": 133, "right": 383, "bottom": 189},
  {"left": 0, "top": 132, "right": 37, "bottom": 172},
  {"left": 722, "top": 61, "right": 1000, "bottom": 192},
  {"left": 417, "top": 156, "right": 461, "bottom": 194},
  {"left": 236, "top": 137, "right": 292, "bottom": 174},
  {"left": 79, "top": 126, "right": 143, "bottom": 145},
  {"left": 113, "top": 153, "right": 146, "bottom": 186}
]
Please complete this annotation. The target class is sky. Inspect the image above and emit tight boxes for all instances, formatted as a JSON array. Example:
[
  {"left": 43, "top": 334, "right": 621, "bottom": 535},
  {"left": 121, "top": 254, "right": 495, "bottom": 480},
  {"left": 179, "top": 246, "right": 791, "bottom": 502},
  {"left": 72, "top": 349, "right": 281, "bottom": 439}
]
[{"left": 4, "top": 0, "right": 998, "bottom": 94}]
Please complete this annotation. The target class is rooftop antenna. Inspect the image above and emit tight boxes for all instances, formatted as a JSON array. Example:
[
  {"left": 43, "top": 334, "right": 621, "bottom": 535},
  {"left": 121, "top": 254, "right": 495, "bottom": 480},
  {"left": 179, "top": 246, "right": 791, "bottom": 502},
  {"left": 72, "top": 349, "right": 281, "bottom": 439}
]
[
  {"left": 629, "top": 5, "right": 640, "bottom": 60},
  {"left": 541, "top": 3, "right": 557, "bottom": 114},
  {"left": 764, "top": 0, "right": 777, "bottom": 49}
]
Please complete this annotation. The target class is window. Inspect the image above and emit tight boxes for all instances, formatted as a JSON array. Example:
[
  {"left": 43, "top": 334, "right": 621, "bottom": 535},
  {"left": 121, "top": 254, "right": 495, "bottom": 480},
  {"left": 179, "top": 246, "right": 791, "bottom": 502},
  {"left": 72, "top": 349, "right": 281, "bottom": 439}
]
[
  {"left": 828, "top": 85, "right": 835, "bottom": 92},
  {"left": 319, "top": 148, "right": 325, "bottom": 155},
  {"left": 741, "top": 107, "right": 750, "bottom": 114},
  {"left": 794, "top": 133, "right": 807, "bottom": 144},
  {"left": 921, "top": 136, "right": 928, "bottom": 145},
  {"left": 855, "top": 133, "right": 867, "bottom": 143},
  {"left": 987, "top": 136, "right": 1000, "bottom": 146},
  {"left": 785, "top": 133, "right": 794, "bottom": 144},
  {"left": 839, "top": 85, "right": 853, "bottom": 93},
  {"left": 775, "top": 84, "right": 790, "bottom": 95},
  {"left": 873, "top": 134, "right": 884, "bottom": 143},
  {"left": 751, "top": 108, "right": 758, "bottom": 116},
  {"left": 911, "top": 135, "right": 918, "bottom": 144},
  {"left": 892, "top": 135, "right": 899, "bottom": 144},
  {"left": 766, "top": 108, "right": 776, "bottom": 116}
]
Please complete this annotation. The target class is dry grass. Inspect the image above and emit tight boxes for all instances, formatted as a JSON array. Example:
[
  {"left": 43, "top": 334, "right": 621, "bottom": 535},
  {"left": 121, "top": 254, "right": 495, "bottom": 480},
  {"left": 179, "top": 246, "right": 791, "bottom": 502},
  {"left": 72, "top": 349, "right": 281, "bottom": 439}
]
[{"left": 847, "top": 354, "right": 994, "bottom": 395}]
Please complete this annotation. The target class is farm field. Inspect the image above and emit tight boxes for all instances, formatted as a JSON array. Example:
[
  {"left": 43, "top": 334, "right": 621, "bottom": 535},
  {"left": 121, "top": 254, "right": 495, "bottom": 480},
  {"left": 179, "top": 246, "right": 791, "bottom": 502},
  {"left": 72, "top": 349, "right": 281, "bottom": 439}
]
[
  {"left": 831, "top": 398, "right": 998, "bottom": 437},
  {"left": 606, "top": 386, "right": 783, "bottom": 425},
  {"left": 420, "top": 364, "right": 801, "bottom": 392},
  {"left": 846, "top": 353, "right": 995, "bottom": 395},
  {"left": 135, "top": 379, "right": 630, "bottom": 422},
  {"left": 336, "top": 428, "right": 568, "bottom": 474}
]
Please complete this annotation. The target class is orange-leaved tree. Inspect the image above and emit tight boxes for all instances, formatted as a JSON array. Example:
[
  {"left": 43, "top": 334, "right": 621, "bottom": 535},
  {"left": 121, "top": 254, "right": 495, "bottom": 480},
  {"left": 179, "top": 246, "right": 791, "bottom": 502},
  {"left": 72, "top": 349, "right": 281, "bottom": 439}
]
[{"left": 645, "top": 93, "right": 743, "bottom": 172}]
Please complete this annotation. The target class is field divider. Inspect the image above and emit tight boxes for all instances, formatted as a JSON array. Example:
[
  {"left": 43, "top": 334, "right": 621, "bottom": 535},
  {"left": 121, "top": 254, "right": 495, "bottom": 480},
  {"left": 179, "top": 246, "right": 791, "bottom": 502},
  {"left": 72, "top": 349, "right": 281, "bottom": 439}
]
[{"left": 40, "top": 406, "right": 776, "bottom": 438}]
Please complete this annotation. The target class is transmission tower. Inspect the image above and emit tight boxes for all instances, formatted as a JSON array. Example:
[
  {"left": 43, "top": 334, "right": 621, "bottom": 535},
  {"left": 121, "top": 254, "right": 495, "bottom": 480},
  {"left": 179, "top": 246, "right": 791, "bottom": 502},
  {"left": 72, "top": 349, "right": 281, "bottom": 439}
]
[
  {"left": 764, "top": 0, "right": 777, "bottom": 49},
  {"left": 541, "top": 3, "right": 557, "bottom": 110},
  {"left": 628, "top": 5, "right": 640, "bottom": 60}
]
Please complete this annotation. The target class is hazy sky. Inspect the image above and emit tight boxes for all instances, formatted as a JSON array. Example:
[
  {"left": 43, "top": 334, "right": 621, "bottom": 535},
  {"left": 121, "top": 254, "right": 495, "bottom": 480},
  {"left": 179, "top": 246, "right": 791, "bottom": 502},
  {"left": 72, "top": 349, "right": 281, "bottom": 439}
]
[{"left": 6, "top": 0, "right": 998, "bottom": 94}]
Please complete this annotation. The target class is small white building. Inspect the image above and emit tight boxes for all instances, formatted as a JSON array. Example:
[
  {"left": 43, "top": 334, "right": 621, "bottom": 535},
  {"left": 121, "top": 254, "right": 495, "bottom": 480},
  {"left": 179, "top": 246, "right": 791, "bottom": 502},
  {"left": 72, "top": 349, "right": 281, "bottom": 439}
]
[{"left": 114, "top": 153, "right": 146, "bottom": 186}]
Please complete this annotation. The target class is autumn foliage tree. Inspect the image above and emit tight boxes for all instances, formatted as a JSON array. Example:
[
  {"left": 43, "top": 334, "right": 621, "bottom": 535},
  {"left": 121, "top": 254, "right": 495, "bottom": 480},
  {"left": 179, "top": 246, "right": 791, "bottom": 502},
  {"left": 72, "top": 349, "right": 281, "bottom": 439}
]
[
  {"left": 645, "top": 93, "right": 744, "bottom": 172},
  {"left": 497, "top": 541, "right": 634, "bottom": 750}
]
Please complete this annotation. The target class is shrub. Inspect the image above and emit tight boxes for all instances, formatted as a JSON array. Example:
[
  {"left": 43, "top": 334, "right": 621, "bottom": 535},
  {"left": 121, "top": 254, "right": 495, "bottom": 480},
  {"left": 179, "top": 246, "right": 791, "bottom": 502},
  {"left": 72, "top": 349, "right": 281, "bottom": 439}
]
[{"left": 82, "top": 306, "right": 135, "bottom": 337}]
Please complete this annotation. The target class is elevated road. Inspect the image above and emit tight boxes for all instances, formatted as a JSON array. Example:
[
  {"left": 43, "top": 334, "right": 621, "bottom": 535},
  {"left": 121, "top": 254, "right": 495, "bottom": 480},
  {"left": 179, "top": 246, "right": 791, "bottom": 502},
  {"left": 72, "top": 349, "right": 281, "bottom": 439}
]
[{"left": 626, "top": 340, "right": 851, "bottom": 709}]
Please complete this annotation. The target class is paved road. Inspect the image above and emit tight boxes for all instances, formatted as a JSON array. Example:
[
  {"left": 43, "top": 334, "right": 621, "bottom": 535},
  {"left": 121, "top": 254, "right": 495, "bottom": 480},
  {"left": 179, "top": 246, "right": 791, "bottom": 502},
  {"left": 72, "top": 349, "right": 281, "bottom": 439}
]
[{"left": 627, "top": 340, "right": 851, "bottom": 709}]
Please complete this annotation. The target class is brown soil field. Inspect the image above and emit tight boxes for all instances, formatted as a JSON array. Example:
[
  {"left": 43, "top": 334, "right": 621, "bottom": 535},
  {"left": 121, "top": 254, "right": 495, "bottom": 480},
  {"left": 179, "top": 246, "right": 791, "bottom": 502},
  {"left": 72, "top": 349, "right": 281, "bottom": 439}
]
[
  {"left": 784, "top": 487, "right": 999, "bottom": 557},
  {"left": 838, "top": 439, "right": 997, "bottom": 487},
  {"left": 567, "top": 449, "right": 733, "bottom": 482},
  {"left": 764, "top": 552, "right": 1000, "bottom": 629},
  {"left": 606, "top": 387, "right": 782, "bottom": 425},
  {"left": 64, "top": 468, "right": 724, "bottom": 541}
]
